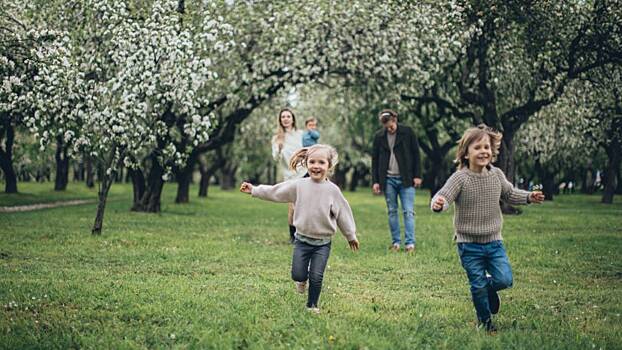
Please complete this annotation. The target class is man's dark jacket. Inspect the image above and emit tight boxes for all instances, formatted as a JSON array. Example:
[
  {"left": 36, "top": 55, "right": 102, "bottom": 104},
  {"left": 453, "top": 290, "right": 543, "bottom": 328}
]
[{"left": 372, "top": 123, "right": 422, "bottom": 189}]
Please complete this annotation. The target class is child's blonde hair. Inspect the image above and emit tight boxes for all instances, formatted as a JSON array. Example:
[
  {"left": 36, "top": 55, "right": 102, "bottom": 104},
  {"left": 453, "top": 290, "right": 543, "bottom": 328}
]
[
  {"left": 455, "top": 124, "right": 502, "bottom": 169},
  {"left": 305, "top": 116, "right": 317, "bottom": 126},
  {"left": 289, "top": 144, "right": 339, "bottom": 175}
]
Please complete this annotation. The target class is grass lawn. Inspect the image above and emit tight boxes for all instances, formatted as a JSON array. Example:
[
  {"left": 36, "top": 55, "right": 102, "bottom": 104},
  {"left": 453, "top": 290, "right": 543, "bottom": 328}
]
[
  {"left": 0, "top": 182, "right": 125, "bottom": 207},
  {"left": 1, "top": 182, "right": 621, "bottom": 349}
]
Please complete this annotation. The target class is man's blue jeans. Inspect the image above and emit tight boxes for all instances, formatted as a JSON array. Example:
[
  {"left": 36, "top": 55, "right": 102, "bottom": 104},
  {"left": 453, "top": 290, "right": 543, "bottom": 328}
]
[
  {"left": 457, "top": 241, "right": 513, "bottom": 322},
  {"left": 384, "top": 176, "right": 415, "bottom": 246}
]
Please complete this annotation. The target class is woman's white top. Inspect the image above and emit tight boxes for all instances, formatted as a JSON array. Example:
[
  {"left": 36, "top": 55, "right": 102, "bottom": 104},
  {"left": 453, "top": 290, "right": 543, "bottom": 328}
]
[{"left": 272, "top": 129, "right": 305, "bottom": 180}]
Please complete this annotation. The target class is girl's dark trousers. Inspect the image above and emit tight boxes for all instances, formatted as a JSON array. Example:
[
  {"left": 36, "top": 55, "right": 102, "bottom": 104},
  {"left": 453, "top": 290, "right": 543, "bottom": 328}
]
[{"left": 291, "top": 239, "right": 331, "bottom": 308}]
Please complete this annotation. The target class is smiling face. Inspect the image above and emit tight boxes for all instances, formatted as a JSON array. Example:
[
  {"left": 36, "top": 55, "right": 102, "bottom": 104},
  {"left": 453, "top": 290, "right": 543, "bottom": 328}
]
[
  {"left": 306, "top": 150, "right": 330, "bottom": 182},
  {"left": 280, "top": 110, "right": 294, "bottom": 130},
  {"left": 465, "top": 134, "right": 492, "bottom": 173}
]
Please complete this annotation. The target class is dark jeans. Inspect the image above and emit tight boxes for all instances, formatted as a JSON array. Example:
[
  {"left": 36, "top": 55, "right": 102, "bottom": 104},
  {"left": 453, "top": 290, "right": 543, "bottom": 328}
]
[
  {"left": 458, "top": 240, "right": 513, "bottom": 322},
  {"left": 291, "top": 239, "right": 331, "bottom": 308}
]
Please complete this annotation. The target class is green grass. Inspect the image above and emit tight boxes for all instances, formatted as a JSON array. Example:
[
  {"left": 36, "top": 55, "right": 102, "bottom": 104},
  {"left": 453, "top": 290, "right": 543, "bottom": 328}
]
[
  {"left": 0, "top": 181, "right": 127, "bottom": 207},
  {"left": 1, "top": 182, "right": 621, "bottom": 349}
]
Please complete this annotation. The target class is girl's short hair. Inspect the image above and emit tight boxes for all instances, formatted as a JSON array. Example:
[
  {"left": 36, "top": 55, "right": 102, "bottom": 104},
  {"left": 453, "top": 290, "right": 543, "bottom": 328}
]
[
  {"left": 289, "top": 144, "right": 339, "bottom": 175},
  {"left": 455, "top": 124, "right": 502, "bottom": 169}
]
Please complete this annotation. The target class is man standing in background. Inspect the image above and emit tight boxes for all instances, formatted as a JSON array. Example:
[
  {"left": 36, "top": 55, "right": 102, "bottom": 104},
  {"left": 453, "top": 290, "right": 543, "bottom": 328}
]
[{"left": 372, "top": 109, "right": 422, "bottom": 253}]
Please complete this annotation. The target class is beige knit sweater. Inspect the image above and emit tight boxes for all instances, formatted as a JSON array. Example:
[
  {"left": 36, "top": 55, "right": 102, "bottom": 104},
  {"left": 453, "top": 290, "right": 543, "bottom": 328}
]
[
  {"left": 431, "top": 166, "right": 530, "bottom": 243},
  {"left": 252, "top": 178, "right": 357, "bottom": 242}
]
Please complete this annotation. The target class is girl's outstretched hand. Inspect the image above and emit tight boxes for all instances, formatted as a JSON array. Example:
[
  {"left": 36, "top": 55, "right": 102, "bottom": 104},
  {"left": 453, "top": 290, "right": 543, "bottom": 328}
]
[
  {"left": 348, "top": 239, "right": 360, "bottom": 251},
  {"left": 432, "top": 195, "right": 446, "bottom": 212},
  {"left": 240, "top": 182, "right": 253, "bottom": 194},
  {"left": 529, "top": 191, "right": 545, "bottom": 203}
]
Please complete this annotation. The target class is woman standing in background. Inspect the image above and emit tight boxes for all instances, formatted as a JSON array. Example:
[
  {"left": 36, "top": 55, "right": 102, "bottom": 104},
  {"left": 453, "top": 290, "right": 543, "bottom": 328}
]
[{"left": 272, "top": 108, "right": 305, "bottom": 243}]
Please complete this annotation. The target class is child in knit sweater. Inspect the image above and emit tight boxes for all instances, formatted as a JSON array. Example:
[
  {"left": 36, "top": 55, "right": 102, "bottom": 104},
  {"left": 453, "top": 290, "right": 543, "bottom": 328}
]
[
  {"left": 431, "top": 125, "right": 544, "bottom": 333},
  {"left": 240, "top": 144, "right": 360, "bottom": 313}
]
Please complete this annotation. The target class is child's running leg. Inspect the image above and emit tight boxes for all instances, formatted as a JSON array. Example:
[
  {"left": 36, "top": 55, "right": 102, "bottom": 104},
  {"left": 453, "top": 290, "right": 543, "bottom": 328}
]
[
  {"left": 485, "top": 241, "right": 513, "bottom": 315},
  {"left": 291, "top": 240, "right": 313, "bottom": 284},
  {"left": 458, "top": 243, "right": 493, "bottom": 324},
  {"left": 306, "top": 243, "right": 331, "bottom": 308},
  {"left": 485, "top": 241, "right": 513, "bottom": 292}
]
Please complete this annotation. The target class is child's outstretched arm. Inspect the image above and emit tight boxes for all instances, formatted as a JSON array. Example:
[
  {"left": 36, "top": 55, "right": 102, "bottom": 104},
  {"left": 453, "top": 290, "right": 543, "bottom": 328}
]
[
  {"left": 431, "top": 195, "right": 448, "bottom": 212},
  {"left": 242, "top": 180, "right": 297, "bottom": 203},
  {"left": 333, "top": 191, "right": 359, "bottom": 251},
  {"left": 240, "top": 182, "right": 253, "bottom": 194},
  {"left": 430, "top": 171, "right": 464, "bottom": 213},
  {"left": 496, "top": 168, "right": 531, "bottom": 205},
  {"left": 528, "top": 191, "right": 545, "bottom": 203}
]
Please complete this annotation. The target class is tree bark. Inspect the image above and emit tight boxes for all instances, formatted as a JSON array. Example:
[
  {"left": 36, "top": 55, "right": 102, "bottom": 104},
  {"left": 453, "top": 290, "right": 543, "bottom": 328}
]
[
  {"left": 331, "top": 164, "right": 350, "bottom": 190},
  {"left": 129, "top": 168, "right": 145, "bottom": 209},
  {"left": 219, "top": 164, "right": 237, "bottom": 190},
  {"left": 85, "top": 156, "right": 95, "bottom": 188},
  {"left": 496, "top": 133, "right": 523, "bottom": 213},
  {"left": 175, "top": 166, "right": 193, "bottom": 203},
  {"left": 91, "top": 147, "right": 118, "bottom": 235},
  {"left": 197, "top": 152, "right": 225, "bottom": 197},
  {"left": 348, "top": 162, "right": 369, "bottom": 192},
  {"left": 92, "top": 173, "right": 113, "bottom": 235},
  {"left": 133, "top": 156, "right": 165, "bottom": 213},
  {"left": 74, "top": 159, "right": 84, "bottom": 182},
  {"left": 198, "top": 169, "right": 211, "bottom": 197},
  {"left": 428, "top": 160, "right": 448, "bottom": 198},
  {"left": 54, "top": 136, "right": 70, "bottom": 191},
  {"left": 0, "top": 119, "right": 18, "bottom": 193},
  {"left": 602, "top": 137, "right": 621, "bottom": 204},
  {"left": 534, "top": 158, "right": 555, "bottom": 201}
]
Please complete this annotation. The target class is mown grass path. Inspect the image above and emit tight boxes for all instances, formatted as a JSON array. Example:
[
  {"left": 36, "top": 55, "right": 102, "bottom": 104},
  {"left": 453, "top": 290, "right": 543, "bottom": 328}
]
[{"left": 1, "top": 183, "right": 621, "bottom": 349}]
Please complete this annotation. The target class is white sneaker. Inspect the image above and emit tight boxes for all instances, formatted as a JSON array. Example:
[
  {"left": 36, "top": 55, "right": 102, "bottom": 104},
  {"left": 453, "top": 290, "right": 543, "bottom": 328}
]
[
  {"left": 306, "top": 307, "right": 320, "bottom": 314},
  {"left": 295, "top": 281, "right": 307, "bottom": 294}
]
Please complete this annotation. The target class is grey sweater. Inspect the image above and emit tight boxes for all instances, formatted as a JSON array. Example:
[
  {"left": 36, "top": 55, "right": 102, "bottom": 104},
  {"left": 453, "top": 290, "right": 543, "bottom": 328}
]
[
  {"left": 431, "top": 166, "right": 530, "bottom": 243},
  {"left": 252, "top": 178, "right": 357, "bottom": 242}
]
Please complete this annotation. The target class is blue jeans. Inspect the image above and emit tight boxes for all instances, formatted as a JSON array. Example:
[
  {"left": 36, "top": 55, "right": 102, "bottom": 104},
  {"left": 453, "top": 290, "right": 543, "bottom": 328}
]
[
  {"left": 384, "top": 176, "right": 415, "bottom": 246},
  {"left": 457, "top": 241, "right": 513, "bottom": 322},
  {"left": 291, "top": 240, "right": 331, "bottom": 308}
]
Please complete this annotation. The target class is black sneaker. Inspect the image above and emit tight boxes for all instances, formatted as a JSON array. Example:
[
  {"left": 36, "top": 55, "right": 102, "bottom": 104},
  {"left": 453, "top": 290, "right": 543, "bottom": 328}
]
[
  {"left": 479, "top": 319, "right": 497, "bottom": 334},
  {"left": 488, "top": 289, "right": 500, "bottom": 315}
]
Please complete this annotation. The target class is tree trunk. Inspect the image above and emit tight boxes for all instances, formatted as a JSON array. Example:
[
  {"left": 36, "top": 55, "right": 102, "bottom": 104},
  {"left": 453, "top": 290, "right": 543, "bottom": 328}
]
[
  {"left": 129, "top": 168, "right": 145, "bottom": 209},
  {"left": 54, "top": 137, "right": 70, "bottom": 191},
  {"left": 0, "top": 120, "right": 18, "bottom": 193},
  {"left": 174, "top": 157, "right": 196, "bottom": 204},
  {"left": 91, "top": 147, "right": 118, "bottom": 235},
  {"left": 426, "top": 150, "right": 450, "bottom": 198},
  {"left": 331, "top": 164, "right": 349, "bottom": 190},
  {"left": 197, "top": 151, "right": 226, "bottom": 197},
  {"left": 496, "top": 132, "right": 522, "bottom": 214},
  {"left": 85, "top": 156, "right": 95, "bottom": 188},
  {"left": 348, "top": 163, "right": 368, "bottom": 192},
  {"left": 74, "top": 159, "right": 84, "bottom": 182},
  {"left": 220, "top": 165, "right": 237, "bottom": 190},
  {"left": 134, "top": 158, "right": 165, "bottom": 213},
  {"left": 92, "top": 173, "right": 113, "bottom": 235},
  {"left": 534, "top": 158, "right": 555, "bottom": 201},
  {"left": 602, "top": 137, "right": 621, "bottom": 204},
  {"left": 198, "top": 170, "right": 211, "bottom": 197}
]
